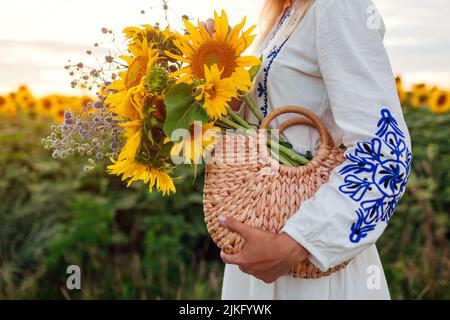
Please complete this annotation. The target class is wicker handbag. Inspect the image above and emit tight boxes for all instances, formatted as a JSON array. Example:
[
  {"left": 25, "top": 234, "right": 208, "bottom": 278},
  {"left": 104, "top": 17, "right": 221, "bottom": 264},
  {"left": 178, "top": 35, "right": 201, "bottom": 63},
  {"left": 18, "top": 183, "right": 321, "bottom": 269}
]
[{"left": 203, "top": 106, "right": 350, "bottom": 278}]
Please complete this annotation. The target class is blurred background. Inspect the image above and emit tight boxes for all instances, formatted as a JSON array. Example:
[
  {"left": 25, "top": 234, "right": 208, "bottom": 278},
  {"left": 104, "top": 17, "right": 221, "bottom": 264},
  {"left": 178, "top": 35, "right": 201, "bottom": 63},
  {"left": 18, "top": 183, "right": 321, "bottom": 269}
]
[{"left": 0, "top": 0, "right": 449, "bottom": 299}]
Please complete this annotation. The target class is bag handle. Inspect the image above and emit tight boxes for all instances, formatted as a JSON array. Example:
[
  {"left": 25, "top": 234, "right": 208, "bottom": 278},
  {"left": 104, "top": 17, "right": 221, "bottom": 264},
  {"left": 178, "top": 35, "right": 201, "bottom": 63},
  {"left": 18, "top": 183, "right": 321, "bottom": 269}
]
[
  {"left": 278, "top": 118, "right": 334, "bottom": 144},
  {"left": 259, "top": 106, "right": 333, "bottom": 166}
]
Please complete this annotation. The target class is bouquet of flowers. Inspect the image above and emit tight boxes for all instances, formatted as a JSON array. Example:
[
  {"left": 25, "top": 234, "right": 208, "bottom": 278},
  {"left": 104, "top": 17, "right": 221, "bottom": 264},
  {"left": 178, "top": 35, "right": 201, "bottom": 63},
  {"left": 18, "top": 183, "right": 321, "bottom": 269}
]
[{"left": 43, "top": 10, "right": 310, "bottom": 195}]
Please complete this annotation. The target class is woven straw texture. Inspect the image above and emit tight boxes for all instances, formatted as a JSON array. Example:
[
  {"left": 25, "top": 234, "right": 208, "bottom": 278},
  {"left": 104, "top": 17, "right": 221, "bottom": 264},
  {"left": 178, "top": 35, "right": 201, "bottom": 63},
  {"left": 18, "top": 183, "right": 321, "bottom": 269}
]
[{"left": 203, "top": 106, "right": 350, "bottom": 279}]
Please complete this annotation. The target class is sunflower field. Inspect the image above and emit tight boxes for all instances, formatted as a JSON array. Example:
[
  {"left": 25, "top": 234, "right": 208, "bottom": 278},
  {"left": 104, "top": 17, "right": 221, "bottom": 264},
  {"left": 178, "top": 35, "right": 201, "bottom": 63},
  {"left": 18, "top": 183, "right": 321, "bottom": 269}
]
[{"left": 0, "top": 80, "right": 449, "bottom": 299}]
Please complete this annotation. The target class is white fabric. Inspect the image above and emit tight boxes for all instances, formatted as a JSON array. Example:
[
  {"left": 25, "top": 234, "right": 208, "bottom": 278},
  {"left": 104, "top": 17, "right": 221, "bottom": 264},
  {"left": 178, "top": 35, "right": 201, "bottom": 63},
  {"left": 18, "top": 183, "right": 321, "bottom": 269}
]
[
  {"left": 223, "top": 245, "right": 390, "bottom": 300},
  {"left": 222, "top": 0, "right": 411, "bottom": 300}
]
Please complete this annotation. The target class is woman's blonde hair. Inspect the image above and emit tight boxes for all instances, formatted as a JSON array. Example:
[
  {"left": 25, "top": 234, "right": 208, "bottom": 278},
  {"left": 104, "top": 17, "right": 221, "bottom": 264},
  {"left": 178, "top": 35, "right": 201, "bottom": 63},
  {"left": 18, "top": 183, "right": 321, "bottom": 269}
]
[{"left": 259, "top": 0, "right": 313, "bottom": 40}]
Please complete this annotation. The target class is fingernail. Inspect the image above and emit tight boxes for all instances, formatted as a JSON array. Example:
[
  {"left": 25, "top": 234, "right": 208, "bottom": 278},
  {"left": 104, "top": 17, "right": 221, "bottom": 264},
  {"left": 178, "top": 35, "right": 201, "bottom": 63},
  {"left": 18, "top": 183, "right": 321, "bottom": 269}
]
[{"left": 217, "top": 215, "right": 227, "bottom": 222}]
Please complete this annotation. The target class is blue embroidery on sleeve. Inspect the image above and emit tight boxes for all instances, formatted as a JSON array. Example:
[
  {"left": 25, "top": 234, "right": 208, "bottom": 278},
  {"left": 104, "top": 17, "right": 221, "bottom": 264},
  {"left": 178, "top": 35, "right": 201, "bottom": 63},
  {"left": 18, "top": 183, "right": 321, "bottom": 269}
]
[{"left": 338, "top": 108, "right": 412, "bottom": 244}]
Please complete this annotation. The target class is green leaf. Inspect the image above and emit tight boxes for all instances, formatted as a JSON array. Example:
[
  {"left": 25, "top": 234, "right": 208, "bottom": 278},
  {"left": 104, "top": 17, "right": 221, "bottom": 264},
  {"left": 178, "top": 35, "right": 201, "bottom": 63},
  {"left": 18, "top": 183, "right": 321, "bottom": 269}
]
[
  {"left": 249, "top": 57, "right": 262, "bottom": 80},
  {"left": 279, "top": 140, "right": 293, "bottom": 150},
  {"left": 163, "top": 83, "right": 209, "bottom": 137}
]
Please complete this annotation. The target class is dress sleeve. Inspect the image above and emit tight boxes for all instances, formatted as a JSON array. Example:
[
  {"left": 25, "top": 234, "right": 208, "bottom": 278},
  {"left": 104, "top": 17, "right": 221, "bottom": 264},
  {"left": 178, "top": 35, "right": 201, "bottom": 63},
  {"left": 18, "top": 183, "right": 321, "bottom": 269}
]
[{"left": 281, "top": 0, "right": 412, "bottom": 271}]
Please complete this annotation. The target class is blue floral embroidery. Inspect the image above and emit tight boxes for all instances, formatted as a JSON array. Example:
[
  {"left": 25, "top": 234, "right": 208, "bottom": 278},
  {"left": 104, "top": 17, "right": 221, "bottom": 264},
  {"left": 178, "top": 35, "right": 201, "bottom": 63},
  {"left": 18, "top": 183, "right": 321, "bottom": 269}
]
[
  {"left": 257, "top": 6, "right": 293, "bottom": 117},
  {"left": 257, "top": 42, "right": 289, "bottom": 117},
  {"left": 267, "top": 5, "right": 293, "bottom": 43},
  {"left": 339, "top": 108, "right": 412, "bottom": 244}
]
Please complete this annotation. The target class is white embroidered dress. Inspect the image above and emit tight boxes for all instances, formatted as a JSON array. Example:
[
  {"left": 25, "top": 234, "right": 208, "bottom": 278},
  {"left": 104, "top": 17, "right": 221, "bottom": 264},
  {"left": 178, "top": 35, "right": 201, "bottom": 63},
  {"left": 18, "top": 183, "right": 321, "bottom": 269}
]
[{"left": 221, "top": 0, "right": 412, "bottom": 300}]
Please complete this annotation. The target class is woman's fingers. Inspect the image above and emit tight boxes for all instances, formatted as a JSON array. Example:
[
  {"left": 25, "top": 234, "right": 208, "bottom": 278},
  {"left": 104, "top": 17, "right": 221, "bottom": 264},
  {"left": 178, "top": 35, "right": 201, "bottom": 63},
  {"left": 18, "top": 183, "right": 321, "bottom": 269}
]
[
  {"left": 205, "top": 18, "right": 215, "bottom": 35},
  {"left": 220, "top": 251, "right": 243, "bottom": 265},
  {"left": 229, "top": 98, "right": 243, "bottom": 111},
  {"left": 200, "top": 19, "right": 215, "bottom": 37},
  {"left": 201, "top": 18, "right": 232, "bottom": 38},
  {"left": 217, "top": 215, "right": 252, "bottom": 240}
]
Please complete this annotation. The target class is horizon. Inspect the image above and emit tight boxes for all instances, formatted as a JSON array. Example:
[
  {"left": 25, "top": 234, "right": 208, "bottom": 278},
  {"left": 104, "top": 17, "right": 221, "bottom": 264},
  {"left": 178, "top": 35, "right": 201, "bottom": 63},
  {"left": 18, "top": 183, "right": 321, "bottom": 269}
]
[{"left": 1, "top": 0, "right": 449, "bottom": 95}]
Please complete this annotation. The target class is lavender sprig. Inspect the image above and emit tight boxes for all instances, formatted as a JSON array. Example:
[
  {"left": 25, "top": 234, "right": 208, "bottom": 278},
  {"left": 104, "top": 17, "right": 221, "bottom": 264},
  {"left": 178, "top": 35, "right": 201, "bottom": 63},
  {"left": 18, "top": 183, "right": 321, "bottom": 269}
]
[{"left": 42, "top": 97, "right": 124, "bottom": 171}]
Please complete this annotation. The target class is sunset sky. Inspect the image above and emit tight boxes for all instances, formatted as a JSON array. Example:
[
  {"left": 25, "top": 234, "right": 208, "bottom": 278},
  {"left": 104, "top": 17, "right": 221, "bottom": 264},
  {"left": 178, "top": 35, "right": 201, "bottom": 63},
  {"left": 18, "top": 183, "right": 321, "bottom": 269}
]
[{"left": 1, "top": 0, "right": 449, "bottom": 95}]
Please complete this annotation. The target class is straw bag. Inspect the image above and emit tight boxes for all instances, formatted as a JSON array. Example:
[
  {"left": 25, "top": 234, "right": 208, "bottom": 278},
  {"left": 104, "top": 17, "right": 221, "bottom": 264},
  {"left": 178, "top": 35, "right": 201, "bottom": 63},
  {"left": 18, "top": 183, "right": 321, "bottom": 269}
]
[{"left": 203, "top": 106, "right": 351, "bottom": 278}]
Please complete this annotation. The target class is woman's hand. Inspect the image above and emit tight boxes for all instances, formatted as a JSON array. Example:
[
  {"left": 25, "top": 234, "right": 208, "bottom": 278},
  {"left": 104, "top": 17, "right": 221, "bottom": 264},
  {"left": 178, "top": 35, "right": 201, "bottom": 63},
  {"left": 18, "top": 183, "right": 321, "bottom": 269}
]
[
  {"left": 200, "top": 19, "right": 216, "bottom": 37},
  {"left": 218, "top": 215, "right": 310, "bottom": 284}
]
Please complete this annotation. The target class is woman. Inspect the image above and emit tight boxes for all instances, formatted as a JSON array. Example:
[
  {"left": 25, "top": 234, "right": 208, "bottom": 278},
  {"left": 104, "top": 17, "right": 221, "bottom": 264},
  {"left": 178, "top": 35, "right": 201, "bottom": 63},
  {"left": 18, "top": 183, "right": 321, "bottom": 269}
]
[{"left": 205, "top": 0, "right": 412, "bottom": 300}]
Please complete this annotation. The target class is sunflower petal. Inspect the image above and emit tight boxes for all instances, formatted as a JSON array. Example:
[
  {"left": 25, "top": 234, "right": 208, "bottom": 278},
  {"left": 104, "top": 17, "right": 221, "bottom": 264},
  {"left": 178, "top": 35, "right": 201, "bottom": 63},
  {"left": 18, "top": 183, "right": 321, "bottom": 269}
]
[
  {"left": 236, "top": 56, "right": 261, "bottom": 67},
  {"left": 228, "top": 16, "right": 246, "bottom": 46},
  {"left": 214, "top": 10, "right": 229, "bottom": 42},
  {"left": 164, "top": 50, "right": 190, "bottom": 63},
  {"left": 183, "top": 18, "right": 204, "bottom": 45}
]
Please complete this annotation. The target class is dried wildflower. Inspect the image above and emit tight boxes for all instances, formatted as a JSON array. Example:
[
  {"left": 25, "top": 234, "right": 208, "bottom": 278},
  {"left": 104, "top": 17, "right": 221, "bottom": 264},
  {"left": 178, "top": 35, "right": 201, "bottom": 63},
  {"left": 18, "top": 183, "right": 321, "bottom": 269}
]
[{"left": 42, "top": 105, "right": 124, "bottom": 168}]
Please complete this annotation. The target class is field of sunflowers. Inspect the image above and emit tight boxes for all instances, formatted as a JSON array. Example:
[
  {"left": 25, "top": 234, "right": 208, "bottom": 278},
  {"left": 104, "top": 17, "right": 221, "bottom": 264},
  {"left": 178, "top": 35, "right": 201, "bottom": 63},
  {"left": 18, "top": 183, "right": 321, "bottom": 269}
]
[{"left": 0, "top": 80, "right": 449, "bottom": 299}]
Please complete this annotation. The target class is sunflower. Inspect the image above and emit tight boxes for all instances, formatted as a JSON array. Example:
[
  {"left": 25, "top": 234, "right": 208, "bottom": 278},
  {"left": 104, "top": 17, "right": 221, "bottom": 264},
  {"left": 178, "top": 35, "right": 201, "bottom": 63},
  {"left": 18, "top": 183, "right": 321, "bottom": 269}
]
[
  {"left": 0, "top": 95, "right": 7, "bottom": 112},
  {"left": 429, "top": 90, "right": 450, "bottom": 114},
  {"left": 166, "top": 10, "right": 260, "bottom": 93},
  {"left": 165, "top": 122, "right": 220, "bottom": 163},
  {"left": 107, "top": 120, "right": 175, "bottom": 195},
  {"left": 196, "top": 64, "right": 238, "bottom": 120},
  {"left": 105, "top": 33, "right": 176, "bottom": 195},
  {"left": 105, "top": 38, "right": 159, "bottom": 120},
  {"left": 52, "top": 106, "right": 66, "bottom": 123},
  {"left": 411, "top": 83, "right": 430, "bottom": 108},
  {"left": 108, "top": 158, "right": 175, "bottom": 195},
  {"left": 38, "top": 96, "right": 55, "bottom": 116},
  {"left": 16, "top": 85, "right": 36, "bottom": 111},
  {"left": 395, "top": 76, "right": 406, "bottom": 103},
  {"left": 0, "top": 94, "right": 16, "bottom": 117},
  {"left": 123, "top": 24, "right": 179, "bottom": 60}
]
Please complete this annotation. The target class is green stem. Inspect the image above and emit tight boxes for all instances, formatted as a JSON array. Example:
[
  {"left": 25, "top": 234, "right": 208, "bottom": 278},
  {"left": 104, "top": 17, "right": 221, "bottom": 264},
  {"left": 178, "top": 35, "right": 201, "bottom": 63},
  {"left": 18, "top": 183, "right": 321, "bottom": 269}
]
[
  {"left": 267, "top": 139, "right": 310, "bottom": 165},
  {"left": 243, "top": 95, "right": 290, "bottom": 142},
  {"left": 244, "top": 95, "right": 264, "bottom": 123},
  {"left": 272, "top": 149, "right": 298, "bottom": 166},
  {"left": 219, "top": 118, "right": 243, "bottom": 131},
  {"left": 220, "top": 117, "right": 310, "bottom": 166},
  {"left": 226, "top": 107, "right": 251, "bottom": 130},
  {"left": 280, "top": 144, "right": 310, "bottom": 165}
]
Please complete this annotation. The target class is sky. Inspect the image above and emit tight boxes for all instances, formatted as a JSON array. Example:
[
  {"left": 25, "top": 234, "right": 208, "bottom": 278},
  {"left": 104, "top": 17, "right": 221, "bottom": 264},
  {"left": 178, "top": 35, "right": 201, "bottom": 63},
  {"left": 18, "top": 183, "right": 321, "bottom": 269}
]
[{"left": 0, "top": 0, "right": 449, "bottom": 95}]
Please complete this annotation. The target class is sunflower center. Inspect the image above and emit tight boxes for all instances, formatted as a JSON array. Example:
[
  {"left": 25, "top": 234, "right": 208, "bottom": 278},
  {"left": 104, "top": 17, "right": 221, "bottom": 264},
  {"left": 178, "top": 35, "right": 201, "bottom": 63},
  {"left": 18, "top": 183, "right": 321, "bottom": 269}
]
[
  {"left": 0, "top": 97, "right": 5, "bottom": 106},
  {"left": 204, "top": 84, "right": 216, "bottom": 99},
  {"left": 419, "top": 94, "right": 428, "bottom": 103},
  {"left": 43, "top": 99, "right": 52, "bottom": 109},
  {"left": 191, "top": 41, "right": 236, "bottom": 79},
  {"left": 125, "top": 56, "right": 149, "bottom": 89},
  {"left": 151, "top": 96, "right": 166, "bottom": 122},
  {"left": 437, "top": 94, "right": 447, "bottom": 106}
]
